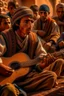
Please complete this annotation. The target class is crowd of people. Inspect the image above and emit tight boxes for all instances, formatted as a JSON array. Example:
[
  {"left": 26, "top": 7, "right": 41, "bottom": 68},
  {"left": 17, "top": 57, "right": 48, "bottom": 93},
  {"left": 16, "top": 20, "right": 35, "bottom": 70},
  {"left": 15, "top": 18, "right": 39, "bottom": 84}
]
[{"left": 0, "top": 1, "right": 64, "bottom": 96}]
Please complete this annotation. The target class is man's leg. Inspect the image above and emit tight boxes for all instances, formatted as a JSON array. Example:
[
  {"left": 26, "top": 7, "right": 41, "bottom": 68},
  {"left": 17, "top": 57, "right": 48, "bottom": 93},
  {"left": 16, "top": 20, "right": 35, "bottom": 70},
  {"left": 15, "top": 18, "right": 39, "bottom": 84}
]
[
  {"left": 17, "top": 71, "right": 57, "bottom": 91},
  {"left": 44, "top": 58, "right": 64, "bottom": 77}
]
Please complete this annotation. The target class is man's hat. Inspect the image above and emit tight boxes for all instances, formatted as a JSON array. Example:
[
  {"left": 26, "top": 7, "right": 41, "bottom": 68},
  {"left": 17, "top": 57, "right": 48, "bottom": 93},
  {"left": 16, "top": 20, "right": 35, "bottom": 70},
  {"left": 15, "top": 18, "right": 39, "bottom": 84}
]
[
  {"left": 56, "top": 3, "right": 64, "bottom": 11},
  {"left": 11, "top": 6, "right": 33, "bottom": 26},
  {"left": 39, "top": 4, "right": 50, "bottom": 12}
]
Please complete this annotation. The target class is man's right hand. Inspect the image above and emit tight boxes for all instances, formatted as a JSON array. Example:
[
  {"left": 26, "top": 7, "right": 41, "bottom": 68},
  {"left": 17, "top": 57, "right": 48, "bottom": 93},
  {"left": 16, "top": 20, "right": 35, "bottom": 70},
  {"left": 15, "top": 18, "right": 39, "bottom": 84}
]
[{"left": 0, "top": 63, "right": 14, "bottom": 77}]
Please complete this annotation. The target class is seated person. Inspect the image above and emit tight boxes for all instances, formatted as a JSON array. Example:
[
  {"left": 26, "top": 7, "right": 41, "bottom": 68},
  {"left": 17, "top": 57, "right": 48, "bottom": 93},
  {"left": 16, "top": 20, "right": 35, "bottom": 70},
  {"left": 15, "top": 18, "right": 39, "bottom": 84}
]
[
  {"left": 6, "top": 1, "right": 16, "bottom": 19},
  {"left": 30, "top": 4, "right": 39, "bottom": 20},
  {"left": 32, "top": 4, "right": 60, "bottom": 53},
  {"left": 0, "top": 14, "right": 11, "bottom": 32},
  {"left": 53, "top": 3, "right": 64, "bottom": 34}
]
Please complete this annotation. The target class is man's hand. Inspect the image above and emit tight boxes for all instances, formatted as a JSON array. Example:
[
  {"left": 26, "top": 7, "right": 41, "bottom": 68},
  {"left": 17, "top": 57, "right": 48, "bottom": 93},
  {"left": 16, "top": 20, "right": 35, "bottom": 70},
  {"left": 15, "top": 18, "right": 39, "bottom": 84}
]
[
  {"left": 44, "top": 42, "right": 52, "bottom": 51},
  {"left": 0, "top": 63, "right": 14, "bottom": 77},
  {"left": 37, "top": 30, "right": 46, "bottom": 37},
  {"left": 44, "top": 42, "right": 56, "bottom": 52},
  {"left": 59, "top": 41, "right": 64, "bottom": 48},
  {"left": 39, "top": 53, "right": 56, "bottom": 69}
]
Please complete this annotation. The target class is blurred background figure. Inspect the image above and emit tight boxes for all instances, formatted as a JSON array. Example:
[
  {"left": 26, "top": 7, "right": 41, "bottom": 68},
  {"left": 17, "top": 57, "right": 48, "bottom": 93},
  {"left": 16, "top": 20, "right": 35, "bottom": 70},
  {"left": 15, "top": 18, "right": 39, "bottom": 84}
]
[
  {"left": 0, "top": 15, "right": 11, "bottom": 32},
  {"left": 53, "top": 3, "right": 64, "bottom": 51},
  {"left": 32, "top": 4, "right": 60, "bottom": 53},
  {"left": 6, "top": 1, "right": 16, "bottom": 18},
  {"left": 53, "top": 3, "right": 64, "bottom": 34},
  {"left": 30, "top": 4, "right": 39, "bottom": 21}
]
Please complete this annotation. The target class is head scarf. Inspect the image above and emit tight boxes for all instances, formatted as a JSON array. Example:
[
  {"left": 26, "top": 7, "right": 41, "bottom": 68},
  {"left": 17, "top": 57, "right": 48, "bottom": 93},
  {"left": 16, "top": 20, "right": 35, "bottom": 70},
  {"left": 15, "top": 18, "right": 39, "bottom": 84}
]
[
  {"left": 39, "top": 4, "right": 50, "bottom": 12},
  {"left": 56, "top": 3, "right": 64, "bottom": 11}
]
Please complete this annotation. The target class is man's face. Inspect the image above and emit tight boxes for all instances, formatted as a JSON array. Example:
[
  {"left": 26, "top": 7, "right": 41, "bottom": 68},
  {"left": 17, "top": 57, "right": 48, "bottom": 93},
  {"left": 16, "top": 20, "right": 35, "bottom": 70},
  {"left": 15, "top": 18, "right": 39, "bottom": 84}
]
[
  {"left": 33, "top": 11, "right": 38, "bottom": 20},
  {"left": 19, "top": 16, "right": 33, "bottom": 38},
  {"left": 56, "top": 7, "right": 64, "bottom": 19},
  {"left": 8, "top": 6, "right": 15, "bottom": 15},
  {"left": 0, "top": 18, "right": 10, "bottom": 31},
  {"left": 39, "top": 11, "right": 49, "bottom": 21}
]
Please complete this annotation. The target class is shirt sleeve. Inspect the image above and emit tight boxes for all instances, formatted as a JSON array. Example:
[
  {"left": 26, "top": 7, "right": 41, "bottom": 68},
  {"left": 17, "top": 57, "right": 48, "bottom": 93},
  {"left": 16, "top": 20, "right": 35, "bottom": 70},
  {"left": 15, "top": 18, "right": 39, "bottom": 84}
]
[
  {"left": 0, "top": 35, "right": 7, "bottom": 56},
  {"left": 32, "top": 20, "right": 38, "bottom": 33},
  {"left": 35, "top": 36, "right": 47, "bottom": 59},
  {"left": 49, "top": 22, "right": 60, "bottom": 43}
]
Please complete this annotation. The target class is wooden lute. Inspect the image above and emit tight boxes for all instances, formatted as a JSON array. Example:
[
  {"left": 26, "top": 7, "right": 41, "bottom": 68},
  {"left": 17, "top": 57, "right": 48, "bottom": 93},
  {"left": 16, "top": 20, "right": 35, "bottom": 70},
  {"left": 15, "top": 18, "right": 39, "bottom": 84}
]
[{"left": 0, "top": 52, "right": 40, "bottom": 85}]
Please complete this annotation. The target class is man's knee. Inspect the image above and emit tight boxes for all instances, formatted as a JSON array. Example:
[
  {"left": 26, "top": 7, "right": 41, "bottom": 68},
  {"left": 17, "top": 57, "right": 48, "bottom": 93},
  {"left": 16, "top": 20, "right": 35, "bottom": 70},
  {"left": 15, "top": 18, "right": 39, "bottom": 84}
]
[
  {"left": 55, "top": 58, "right": 64, "bottom": 64},
  {"left": 46, "top": 71, "right": 57, "bottom": 89}
]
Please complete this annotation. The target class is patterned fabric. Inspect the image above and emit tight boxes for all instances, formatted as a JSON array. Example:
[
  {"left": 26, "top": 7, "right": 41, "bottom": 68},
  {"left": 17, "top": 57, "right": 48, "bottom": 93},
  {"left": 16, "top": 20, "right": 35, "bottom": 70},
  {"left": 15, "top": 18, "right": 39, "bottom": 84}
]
[
  {"left": 15, "top": 31, "right": 29, "bottom": 53},
  {"left": 11, "top": 6, "right": 33, "bottom": 26},
  {"left": 16, "top": 70, "right": 57, "bottom": 91},
  {"left": 1, "top": 29, "right": 39, "bottom": 58},
  {"left": 44, "top": 58, "right": 64, "bottom": 77},
  {"left": 28, "top": 32, "right": 38, "bottom": 59},
  {"left": 36, "top": 18, "right": 56, "bottom": 41},
  {"left": 15, "top": 31, "right": 38, "bottom": 59},
  {"left": 1, "top": 29, "right": 16, "bottom": 57}
]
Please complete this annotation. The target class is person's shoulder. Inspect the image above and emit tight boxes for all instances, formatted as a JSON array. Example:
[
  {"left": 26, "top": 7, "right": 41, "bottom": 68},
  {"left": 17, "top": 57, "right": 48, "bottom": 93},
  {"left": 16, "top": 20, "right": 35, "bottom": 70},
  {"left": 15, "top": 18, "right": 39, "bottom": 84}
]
[
  {"left": 48, "top": 17, "right": 58, "bottom": 26},
  {"left": 52, "top": 16, "right": 59, "bottom": 21},
  {"left": 48, "top": 17, "right": 56, "bottom": 22},
  {"left": 2, "top": 28, "right": 13, "bottom": 34}
]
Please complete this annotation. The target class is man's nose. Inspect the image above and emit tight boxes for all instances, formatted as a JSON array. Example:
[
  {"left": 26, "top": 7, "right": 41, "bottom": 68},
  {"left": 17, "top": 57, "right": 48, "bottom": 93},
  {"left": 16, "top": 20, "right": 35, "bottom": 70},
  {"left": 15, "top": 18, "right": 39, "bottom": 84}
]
[
  {"left": 41, "top": 12, "right": 45, "bottom": 16},
  {"left": 27, "top": 21, "right": 32, "bottom": 27}
]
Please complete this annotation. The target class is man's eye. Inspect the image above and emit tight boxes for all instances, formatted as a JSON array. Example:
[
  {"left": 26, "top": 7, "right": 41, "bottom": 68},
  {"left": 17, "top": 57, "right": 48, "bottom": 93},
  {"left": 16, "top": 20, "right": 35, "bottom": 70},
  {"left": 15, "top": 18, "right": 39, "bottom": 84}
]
[
  {"left": 25, "top": 20, "right": 33, "bottom": 23},
  {"left": 25, "top": 20, "right": 29, "bottom": 23}
]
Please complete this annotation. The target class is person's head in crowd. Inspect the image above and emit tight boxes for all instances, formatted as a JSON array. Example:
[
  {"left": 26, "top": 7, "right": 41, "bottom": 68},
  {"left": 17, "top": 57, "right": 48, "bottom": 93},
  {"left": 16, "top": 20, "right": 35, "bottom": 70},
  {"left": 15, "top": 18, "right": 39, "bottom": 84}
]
[
  {"left": 39, "top": 4, "right": 50, "bottom": 21},
  {"left": 0, "top": 15, "right": 10, "bottom": 31},
  {"left": 7, "top": 1, "right": 16, "bottom": 18},
  {"left": 11, "top": 6, "right": 34, "bottom": 38},
  {"left": 30, "top": 4, "right": 39, "bottom": 20},
  {"left": 0, "top": 8, "right": 2, "bottom": 14},
  {"left": 56, "top": 3, "right": 64, "bottom": 19}
]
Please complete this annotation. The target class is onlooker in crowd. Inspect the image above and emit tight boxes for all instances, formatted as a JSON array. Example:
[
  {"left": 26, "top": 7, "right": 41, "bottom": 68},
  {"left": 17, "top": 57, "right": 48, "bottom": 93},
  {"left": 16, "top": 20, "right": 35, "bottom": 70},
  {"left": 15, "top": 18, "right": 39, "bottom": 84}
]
[
  {"left": 0, "top": 15, "right": 11, "bottom": 32},
  {"left": 30, "top": 4, "right": 39, "bottom": 20},
  {"left": 53, "top": 3, "right": 64, "bottom": 34},
  {"left": 53, "top": 3, "right": 64, "bottom": 50},
  {"left": 32, "top": 4, "right": 60, "bottom": 53},
  {"left": 6, "top": 1, "right": 16, "bottom": 18}
]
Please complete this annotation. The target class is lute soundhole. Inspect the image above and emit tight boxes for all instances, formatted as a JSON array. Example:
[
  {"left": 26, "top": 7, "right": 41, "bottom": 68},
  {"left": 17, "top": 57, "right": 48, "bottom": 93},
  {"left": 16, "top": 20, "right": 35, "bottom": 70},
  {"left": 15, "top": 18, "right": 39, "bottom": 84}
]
[{"left": 9, "top": 61, "right": 21, "bottom": 70}]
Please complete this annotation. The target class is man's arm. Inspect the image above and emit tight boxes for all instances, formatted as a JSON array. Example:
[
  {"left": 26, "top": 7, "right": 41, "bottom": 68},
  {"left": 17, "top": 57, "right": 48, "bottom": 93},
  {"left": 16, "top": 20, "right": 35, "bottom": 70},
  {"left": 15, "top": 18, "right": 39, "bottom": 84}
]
[
  {"left": 35, "top": 37, "right": 47, "bottom": 59},
  {"left": 0, "top": 35, "right": 7, "bottom": 56},
  {"left": 32, "top": 20, "right": 46, "bottom": 37},
  {"left": 0, "top": 35, "right": 14, "bottom": 76},
  {"left": 49, "top": 22, "right": 60, "bottom": 44}
]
